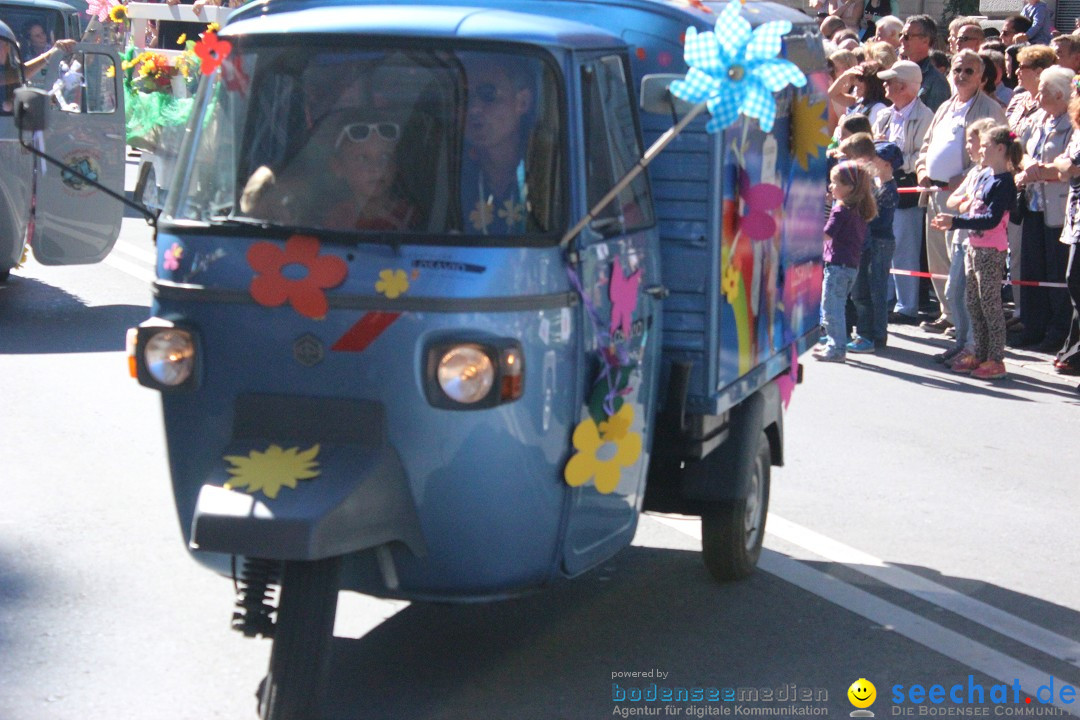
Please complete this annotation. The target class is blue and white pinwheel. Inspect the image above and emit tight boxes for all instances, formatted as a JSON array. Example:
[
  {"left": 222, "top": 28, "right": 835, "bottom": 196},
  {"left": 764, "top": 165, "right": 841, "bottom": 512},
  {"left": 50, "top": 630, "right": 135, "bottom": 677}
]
[{"left": 670, "top": 1, "right": 807, "bottom": 133}]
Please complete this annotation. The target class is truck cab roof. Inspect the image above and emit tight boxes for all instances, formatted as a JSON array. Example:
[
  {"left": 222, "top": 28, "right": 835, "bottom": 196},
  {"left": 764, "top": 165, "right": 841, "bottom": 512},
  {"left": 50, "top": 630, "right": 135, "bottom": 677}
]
[{"left": 225, "top": 4, "right": 626, "bottom": 50}]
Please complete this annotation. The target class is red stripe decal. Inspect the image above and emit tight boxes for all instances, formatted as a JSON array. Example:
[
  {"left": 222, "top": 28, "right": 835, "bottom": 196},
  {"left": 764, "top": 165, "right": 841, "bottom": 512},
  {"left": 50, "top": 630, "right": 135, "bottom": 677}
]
[{"left": 331, "top": 312, "right": 402, "bottom": 352}]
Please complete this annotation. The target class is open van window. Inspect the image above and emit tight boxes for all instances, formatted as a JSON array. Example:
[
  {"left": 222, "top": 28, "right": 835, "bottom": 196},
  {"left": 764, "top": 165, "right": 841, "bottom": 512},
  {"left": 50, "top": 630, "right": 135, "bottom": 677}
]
[{"left": 166, "top": 40, "right": 566, "bottom": 245}]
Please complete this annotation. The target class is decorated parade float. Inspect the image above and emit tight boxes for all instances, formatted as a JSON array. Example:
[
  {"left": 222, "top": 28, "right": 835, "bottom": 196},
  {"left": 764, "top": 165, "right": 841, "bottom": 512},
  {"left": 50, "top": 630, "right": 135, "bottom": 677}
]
[{"left": 1, "top": 0, "right": 831, "bottom": 716}]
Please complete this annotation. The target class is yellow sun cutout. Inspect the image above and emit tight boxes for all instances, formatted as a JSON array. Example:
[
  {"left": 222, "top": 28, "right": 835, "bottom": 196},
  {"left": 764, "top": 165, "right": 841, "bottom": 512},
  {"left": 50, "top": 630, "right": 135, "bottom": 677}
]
[
  {"left": 223, "top": 444, "right": 321, "bottom": 499},
  {"left": 791, "top": 95, "right": 830, "bottom": 171}
]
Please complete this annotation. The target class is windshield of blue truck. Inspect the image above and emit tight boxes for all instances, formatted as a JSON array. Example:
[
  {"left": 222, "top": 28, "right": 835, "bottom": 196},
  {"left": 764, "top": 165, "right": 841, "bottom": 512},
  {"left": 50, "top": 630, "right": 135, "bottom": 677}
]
[{"left": 167, "top": 42, "right": 565, "bottom": 243}]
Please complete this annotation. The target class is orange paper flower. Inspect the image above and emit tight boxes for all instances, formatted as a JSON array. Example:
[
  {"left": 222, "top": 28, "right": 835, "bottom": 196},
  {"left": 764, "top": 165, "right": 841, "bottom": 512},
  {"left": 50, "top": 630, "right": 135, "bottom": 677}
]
[
  {"left": 247, "top": 235, "right": 348, "bottom": 319},
  {"left": 194, "top": 30, "right": 232, "bottom": 75}
]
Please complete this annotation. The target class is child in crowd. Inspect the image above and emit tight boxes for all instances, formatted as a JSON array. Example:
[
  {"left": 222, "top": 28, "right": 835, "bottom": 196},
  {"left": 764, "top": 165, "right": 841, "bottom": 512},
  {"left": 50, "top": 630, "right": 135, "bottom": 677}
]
[
  {"left": 816, "top": 161, "right": 878, "bottom": 362},
  {"left": 837, "top": 132, "right": 902, "bottom": 353},
  {"left": 931, "top": 125, "right": 1022, "bottom": 380},
  {"left": 936, "top": 118, "right": 999, "bottom": 371}
]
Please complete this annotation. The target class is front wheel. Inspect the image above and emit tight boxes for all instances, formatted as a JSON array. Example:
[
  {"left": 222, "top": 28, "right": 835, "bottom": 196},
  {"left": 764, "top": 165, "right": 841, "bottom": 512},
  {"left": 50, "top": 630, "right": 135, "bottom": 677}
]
[
  {"left": 259, "top": 557, "right": 341, "bottom": 720},
  {"left": 700, "top": 431, "right": 771, "bottom": 582}
]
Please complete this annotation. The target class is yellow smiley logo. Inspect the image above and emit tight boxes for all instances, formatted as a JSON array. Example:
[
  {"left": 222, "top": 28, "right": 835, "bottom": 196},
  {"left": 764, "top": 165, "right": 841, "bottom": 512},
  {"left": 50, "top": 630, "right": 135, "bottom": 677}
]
[{"left": 848, "top": 678, "right": 877, "bottom": 709}]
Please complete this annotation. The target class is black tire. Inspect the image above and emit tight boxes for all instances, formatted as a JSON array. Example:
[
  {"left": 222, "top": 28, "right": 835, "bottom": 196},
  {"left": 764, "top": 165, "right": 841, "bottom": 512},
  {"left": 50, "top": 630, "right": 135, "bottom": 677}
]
[
  {"left": 700, "top": 431, "right": 771, "bottom": 582},
  {"left": 259, "top": 557, "right": 341, "bottom": 720},
  {"left": 0, "top": 266, "right": 10, "bottom": 283}
]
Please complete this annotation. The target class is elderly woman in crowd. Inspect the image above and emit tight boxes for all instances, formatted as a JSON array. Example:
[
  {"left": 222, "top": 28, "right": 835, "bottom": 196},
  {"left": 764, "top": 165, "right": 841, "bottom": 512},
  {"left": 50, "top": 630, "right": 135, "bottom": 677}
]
[
  {"left": 1012, "top": 66, "right": 1075, "bottom": 353},
  {"left": 873, "top": 15, "right": 902, "bottom": 47},
  {"left": 1051, "top": 91, "right": 1080, "bottom": 375},
  {"left": 1004, "top": 44, "right": 1057, "bottom": 325}
]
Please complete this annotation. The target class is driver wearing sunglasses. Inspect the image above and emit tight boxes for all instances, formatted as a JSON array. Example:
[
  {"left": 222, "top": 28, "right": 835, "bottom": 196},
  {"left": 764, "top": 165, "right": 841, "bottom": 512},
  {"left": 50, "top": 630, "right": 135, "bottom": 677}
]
[{"left": 461, "top": 60, "right": 534, "bottom": 235}]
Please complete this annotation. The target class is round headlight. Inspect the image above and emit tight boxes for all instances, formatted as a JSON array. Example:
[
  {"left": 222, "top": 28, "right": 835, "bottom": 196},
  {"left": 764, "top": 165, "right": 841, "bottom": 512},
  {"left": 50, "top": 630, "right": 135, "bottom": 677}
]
[
  {"left": 437, "top": 345, "right": 494, "bottom": 404},
  {"left": 144, "top": 329, "right": 195, "bottom": 386}
]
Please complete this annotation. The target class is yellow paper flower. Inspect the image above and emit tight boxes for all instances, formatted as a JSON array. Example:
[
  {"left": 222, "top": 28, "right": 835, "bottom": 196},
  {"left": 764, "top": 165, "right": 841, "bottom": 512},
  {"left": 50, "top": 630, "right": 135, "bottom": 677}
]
[
  {"left": 375, "top": 268, "right": 409, "bottom": 299},
  {"left": 223, "top": 444, "right": 321, "bottom": 500},
  {"left": 206, "top": 22, "right": 220, "bottom": 33},
  {"left": 791, "top": 95, "right": 830, "bottom": 171},
  {"left": 597, "top": 403, "right": 633, "bottom": 441},
  {"left": 105, "top": 65, "right": 115, "bottom": 78},
  {"left": 177, "top": 33, "right": 187, "bottom": 45},
  {"left": 108, "top": 4, "right": 128, "bottom": 22},
  {"left": 564, "top": 405, "right": 642, "bottom": 494},
  {"left": 722, "top": 264, "right": 741, "bottom": 304}
]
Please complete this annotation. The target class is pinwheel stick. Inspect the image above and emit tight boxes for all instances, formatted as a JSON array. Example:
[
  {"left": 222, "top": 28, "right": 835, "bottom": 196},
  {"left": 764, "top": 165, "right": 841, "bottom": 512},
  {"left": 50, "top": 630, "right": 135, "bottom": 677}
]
[{"left": 559, "top": 99, "right": 709, "bottom": 250}]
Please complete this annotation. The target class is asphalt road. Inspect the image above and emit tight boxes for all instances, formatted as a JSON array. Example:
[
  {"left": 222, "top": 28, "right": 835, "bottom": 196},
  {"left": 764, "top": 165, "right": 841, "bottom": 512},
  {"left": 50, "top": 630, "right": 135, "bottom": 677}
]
[{"left": 1, "top": 154, "right": 1079, "bottom": 720}]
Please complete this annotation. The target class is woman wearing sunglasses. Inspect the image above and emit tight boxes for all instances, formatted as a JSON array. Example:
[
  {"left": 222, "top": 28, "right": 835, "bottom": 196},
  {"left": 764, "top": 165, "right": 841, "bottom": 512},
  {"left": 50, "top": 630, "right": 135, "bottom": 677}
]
[{"left": 323, "top": 114, "right": 416, "bottom": 232}]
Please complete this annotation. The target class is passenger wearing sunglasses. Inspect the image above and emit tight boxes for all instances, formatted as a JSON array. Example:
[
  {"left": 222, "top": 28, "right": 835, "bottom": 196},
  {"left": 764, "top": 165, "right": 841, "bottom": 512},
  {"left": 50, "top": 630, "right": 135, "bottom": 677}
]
[
  {"left": 323, "top": 115, "right": 416, "bottom": 232},
  {"left": 461, "top": 61, "right": 534, "bottom": 235},
  {"left": 899, "top": 15, "right": 950, "bottom": 113},
  {"left": 916, "top": 49, "right": 1006, "bottom": 333}
]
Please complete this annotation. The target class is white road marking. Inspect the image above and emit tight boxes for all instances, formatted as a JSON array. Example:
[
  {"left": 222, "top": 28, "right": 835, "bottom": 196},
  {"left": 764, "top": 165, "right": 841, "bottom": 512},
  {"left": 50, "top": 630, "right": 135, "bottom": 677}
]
[
  {"left": 111, "top": 236, "right": 157, "bottom": 266},
  {"left": 102, "top": 251, "right": 154, "bottom": 284},
  {"left": 766, "top": 514, "right": 1080, "bottom": 670},
  {"left": 650, "top": 514, "right": 1080, "bottom": 716}
]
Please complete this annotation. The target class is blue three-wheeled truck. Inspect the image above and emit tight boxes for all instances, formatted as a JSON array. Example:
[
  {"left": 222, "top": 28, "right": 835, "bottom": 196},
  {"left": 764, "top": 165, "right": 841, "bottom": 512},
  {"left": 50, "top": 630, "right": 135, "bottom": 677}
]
[{"left": 12, "top": 0, "right": 830, "bottom": 716}]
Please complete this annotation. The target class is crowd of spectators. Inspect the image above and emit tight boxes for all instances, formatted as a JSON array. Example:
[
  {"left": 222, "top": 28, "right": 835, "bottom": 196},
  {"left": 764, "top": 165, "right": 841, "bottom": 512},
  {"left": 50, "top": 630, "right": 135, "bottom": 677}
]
[{"left": 809, "top": 0, "right": 1080, "bottom": 386}]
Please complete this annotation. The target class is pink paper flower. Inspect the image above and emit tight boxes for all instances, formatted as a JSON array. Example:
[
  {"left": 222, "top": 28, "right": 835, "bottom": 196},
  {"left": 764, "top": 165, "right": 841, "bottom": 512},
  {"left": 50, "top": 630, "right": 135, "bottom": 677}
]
[{"left": 739, "top": 171, "right": 784, "bottom": 242}]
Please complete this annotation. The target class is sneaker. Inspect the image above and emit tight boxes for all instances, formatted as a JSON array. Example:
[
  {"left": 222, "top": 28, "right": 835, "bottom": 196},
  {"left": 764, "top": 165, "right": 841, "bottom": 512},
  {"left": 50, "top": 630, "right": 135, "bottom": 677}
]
[
  {"left": 846, "top": 337, "right": 875, "bottom": 354},
  {"left": 817, "top": 335, "right": 829, "bottom": 346},
  {"left": 971, "top": 359, "right": 1007, "bottom": 379},
  {"left": 942, "top": 326, "right": 957, "bottom": 339},
  {"left": 950, "top": 353, "right": 981, "bottom": 373},
  {"left": 813, "top": 350, "right": 846, "bottom": 362},
  {"left": 933, "top": 347, "right": 964, "bottom": 364},
  {"left": 920, "top": 317, "right": 953, "bottom": 333}
]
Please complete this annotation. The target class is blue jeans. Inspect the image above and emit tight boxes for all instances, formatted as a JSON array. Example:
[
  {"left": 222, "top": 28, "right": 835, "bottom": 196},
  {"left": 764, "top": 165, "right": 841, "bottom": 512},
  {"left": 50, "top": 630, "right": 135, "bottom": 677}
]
[
  {"left": 945, "top": 237, "right": 973, "bottom": 351},
  {"left": 822, "top": 264, "right": 858, "bottom": 355},
  {"left": 853, "top": 233, "right": 897, "bottom": 347},
  {"left": 890, "top": 206, "right": 924, "bottom": 317}
]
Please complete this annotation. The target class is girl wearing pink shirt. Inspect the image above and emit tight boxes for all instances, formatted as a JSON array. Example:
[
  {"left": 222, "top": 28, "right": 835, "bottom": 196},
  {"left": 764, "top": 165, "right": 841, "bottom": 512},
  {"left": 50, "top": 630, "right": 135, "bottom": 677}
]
[{"left": 931, "top": 125, "right": 1023, "bottom": 379}]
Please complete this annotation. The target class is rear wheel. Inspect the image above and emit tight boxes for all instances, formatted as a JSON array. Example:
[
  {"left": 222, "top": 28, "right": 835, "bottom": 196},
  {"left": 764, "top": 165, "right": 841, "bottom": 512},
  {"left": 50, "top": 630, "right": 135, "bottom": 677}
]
[
  {"left": 258, "top": 557, "right": 341, "bottom": 720},
  {"left": 700, "top": 431, "right": 771, "bottom": 582},
  {"left": 0, "top": 266, "right": 10, "bottom": 283}
]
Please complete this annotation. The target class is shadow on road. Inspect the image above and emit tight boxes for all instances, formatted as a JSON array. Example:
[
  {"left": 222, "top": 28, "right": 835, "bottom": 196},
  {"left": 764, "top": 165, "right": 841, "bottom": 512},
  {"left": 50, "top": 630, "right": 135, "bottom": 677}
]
[
  {"left": 311, "top": 544, "right": 1080, "bottom": 720},
  {"left": 847, "top": 346, "right": 1079, "bottom": 402},
  {"left": 0, "top": 275, "right": 147, "bottom": 354}
]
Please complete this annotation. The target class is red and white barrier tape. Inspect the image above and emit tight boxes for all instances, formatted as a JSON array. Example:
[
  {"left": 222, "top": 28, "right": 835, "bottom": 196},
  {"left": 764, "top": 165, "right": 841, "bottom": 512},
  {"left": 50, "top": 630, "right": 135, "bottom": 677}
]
[
  {"left": 896, "top": 187, "right": 946, "bottom": 194},
  {"left": 889, "top": 268, "right": 1068, "bottom": 289}
]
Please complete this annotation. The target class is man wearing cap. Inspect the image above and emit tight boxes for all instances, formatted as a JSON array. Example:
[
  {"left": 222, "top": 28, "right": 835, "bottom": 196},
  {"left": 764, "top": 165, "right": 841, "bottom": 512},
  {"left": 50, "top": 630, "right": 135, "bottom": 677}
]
[
  {"left": 900, "top": 15, "right": 951, "bottom": 113},
  {"left": 874, "top": 60, "right": 935, "bottom": 324},
  {"left": 915, "top": 49, "right": 1007, "bottom": 334}
]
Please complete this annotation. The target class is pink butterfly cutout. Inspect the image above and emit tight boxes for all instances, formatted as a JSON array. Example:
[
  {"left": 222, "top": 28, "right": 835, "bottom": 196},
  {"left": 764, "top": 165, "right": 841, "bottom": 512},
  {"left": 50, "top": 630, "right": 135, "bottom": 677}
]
[
  {"left": 609, "top": 257, "right": 642, "bottom": 339},
  {"left": 738, "top": 171, "right": 783, "bottom": 242}
]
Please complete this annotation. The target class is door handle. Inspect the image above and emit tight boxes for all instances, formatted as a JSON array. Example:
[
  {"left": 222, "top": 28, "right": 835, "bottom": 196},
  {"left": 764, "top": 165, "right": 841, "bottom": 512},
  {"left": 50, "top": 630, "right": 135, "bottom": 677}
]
[{"left": 644, "top": 284, "right": 669, "bottom": 299}]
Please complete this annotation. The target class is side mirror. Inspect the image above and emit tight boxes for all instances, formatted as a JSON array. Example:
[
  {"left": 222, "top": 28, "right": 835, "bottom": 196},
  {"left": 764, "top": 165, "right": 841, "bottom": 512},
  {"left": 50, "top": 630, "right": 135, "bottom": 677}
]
[
  {"left": 14, "top": 87, "right": 48, "bottom": 133},
  {"left": 639, "top": 74, "right": 695, "bottom": 115}
]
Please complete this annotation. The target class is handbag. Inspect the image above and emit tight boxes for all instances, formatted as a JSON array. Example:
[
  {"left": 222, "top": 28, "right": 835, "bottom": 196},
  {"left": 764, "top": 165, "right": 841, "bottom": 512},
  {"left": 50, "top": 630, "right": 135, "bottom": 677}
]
[{"left": 895, "top": 171, "right": 919, "bottom": 210}]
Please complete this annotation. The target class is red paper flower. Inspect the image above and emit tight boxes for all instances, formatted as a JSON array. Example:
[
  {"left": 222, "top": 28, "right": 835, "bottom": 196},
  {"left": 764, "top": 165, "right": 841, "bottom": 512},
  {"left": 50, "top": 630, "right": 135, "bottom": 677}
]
[
  {"left": 194, "top": 30, "right": 232, "bottom": 76},
  {"left": 247, "top": 235, "right": 348, "bottom": 319}
]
